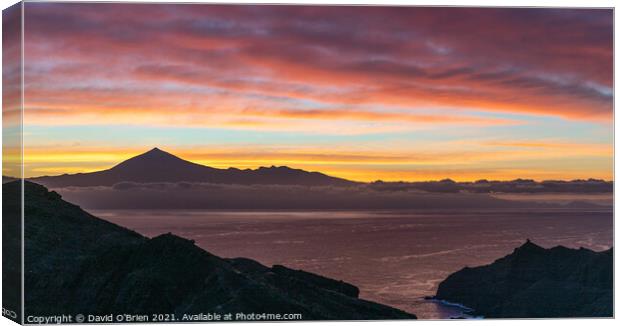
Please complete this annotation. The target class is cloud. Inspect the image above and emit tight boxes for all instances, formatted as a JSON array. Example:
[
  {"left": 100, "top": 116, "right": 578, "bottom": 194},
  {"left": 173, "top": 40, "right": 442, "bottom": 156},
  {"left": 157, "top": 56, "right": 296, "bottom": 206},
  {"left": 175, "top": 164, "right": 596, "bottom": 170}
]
[
  {"left": 22, "top": 3, "right": 612, "bottom": 128},
  {"left": 240, "top": 107, "right": 516, "bottom": 126},
  {"left": 48, "top": 179, "right": 611, "bottom": 210},
  {"left": 51, "top": 182, "right": 527, "bottom": 209}
]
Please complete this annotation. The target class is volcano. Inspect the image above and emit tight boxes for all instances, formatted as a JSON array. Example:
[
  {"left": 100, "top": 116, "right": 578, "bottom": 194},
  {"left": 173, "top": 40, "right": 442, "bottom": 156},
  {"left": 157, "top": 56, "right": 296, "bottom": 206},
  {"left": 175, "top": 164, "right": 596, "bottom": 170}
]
[{"left": 30, "top": 148, "right": 356, "bottom": 187}]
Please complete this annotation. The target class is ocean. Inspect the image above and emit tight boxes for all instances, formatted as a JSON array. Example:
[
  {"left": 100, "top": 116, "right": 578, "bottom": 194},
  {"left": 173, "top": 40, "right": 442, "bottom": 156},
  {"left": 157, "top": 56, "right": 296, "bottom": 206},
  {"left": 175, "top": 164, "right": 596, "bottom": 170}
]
[{"left": 92, "top": 208, "right": 612, "bottom": 319}]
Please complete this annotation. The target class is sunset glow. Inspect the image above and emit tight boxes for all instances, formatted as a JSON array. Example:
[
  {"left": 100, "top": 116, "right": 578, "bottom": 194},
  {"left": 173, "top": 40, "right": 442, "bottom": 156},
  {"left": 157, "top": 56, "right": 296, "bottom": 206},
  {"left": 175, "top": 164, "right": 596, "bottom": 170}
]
[{"left": 19, "top": 4, "right": 613, "bottom": 181}]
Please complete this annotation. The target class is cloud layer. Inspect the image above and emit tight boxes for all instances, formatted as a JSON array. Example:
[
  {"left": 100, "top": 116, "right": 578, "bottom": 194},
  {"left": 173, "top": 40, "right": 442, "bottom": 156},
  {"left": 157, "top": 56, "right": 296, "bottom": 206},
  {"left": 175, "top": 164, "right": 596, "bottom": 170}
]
[
  {"left": 24, "top": 4, "right": 612, "bottom": 126},
  {"left": 51, "top": 182, "right": 525, "bottom": 209},
  {"left": 49, "top": 180, "right": 611, "bottom": 210}
]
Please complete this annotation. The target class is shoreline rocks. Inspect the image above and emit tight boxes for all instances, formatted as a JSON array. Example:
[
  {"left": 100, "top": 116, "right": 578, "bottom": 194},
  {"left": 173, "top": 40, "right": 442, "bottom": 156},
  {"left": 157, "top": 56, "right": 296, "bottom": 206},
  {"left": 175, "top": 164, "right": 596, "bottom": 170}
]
[{"left": 434, "top": 240, "right": 612, "bottom": 318}]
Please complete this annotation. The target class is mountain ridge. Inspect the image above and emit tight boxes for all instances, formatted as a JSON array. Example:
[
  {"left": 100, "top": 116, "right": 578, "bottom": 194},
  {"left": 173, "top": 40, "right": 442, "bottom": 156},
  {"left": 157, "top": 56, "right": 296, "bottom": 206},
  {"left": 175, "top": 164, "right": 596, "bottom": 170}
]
[
  {"left": 23, "top": 148, "right": 613, "bottom": 194},
  {"left": 31, "top": 148, "right": 356, "bottom": 187},
  {"left": 433, "top": 240, "right": 613, "bottom": 318},
  {"left": 4, "top": 180, "right": 415, "bottom": 320}
]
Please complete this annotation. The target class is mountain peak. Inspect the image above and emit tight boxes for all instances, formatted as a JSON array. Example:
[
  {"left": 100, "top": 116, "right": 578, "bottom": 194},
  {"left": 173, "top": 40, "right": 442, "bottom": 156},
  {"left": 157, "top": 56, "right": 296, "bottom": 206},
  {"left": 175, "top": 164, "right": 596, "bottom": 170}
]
[
  {"left": 143, "top": 147, "right": 170, "bottom": 156},
  {"left": 129, "top": 147, "right": 184, "bottom": 162},
  {"left": 514, "top": 239, "right": 545, "bottom": 254},
  {"left": 31, "top": 148, "right": 356, "bottom": 187},
  {"left": 259, "top": 165, "right": 293, "bottom": 170},
  {"left": 110, "top": 147, "right": 197, "bottom": 172}
]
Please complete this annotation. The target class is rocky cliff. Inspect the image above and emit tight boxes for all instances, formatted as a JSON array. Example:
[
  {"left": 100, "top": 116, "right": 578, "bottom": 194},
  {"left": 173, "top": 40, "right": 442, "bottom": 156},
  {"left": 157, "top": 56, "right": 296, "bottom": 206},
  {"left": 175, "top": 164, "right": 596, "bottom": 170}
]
[
  {"left": 434, "top": 240, "right": 612, "bottom": 318},
  {"left": 4, "top": 181, "right": 415, "bottom": 320}
]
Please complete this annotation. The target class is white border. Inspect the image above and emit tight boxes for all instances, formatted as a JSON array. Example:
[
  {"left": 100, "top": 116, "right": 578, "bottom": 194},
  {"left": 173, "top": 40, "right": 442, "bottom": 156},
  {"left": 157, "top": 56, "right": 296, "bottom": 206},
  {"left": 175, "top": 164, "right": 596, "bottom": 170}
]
[{"left": 0, "top": 1, "right": 617, "bottom": 326}]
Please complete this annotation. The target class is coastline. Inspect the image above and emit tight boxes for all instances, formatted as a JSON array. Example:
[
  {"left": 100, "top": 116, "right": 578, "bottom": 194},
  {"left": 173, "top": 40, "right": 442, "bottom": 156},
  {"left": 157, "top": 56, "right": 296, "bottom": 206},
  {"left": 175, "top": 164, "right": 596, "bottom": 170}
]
[{"left": 423, "top": 296, "right": 483, "bottom": 319}]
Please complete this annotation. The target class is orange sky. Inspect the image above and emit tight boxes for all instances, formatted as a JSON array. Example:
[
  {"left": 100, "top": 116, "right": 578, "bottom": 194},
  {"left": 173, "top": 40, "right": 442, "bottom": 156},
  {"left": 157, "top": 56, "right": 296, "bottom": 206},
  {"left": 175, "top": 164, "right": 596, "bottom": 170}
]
[{"left": 3, "top": 4, "right": 613, "bottom": 181}]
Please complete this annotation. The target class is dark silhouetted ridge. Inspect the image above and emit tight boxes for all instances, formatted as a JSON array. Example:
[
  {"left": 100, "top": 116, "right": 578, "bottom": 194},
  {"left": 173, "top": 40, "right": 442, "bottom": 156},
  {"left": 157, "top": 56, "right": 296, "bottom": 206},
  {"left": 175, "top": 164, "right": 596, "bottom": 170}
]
[
  {"left": 30, "top": 148, "right": 355, "bottom": 187},
  {"left": 434, "top": 240, "right": 612, "bottom": 318},
  {"left": 28, "top": 148, "right": 611, "bottom": 193},
  {"left": 113, "top": 147, "right": 192, "bottom": 169},
  {"left": 6, "top": 181, "right": 414, "bottom": 319},
  {"left": 513, "top": 238, "right": 545, "bottom": 254}
]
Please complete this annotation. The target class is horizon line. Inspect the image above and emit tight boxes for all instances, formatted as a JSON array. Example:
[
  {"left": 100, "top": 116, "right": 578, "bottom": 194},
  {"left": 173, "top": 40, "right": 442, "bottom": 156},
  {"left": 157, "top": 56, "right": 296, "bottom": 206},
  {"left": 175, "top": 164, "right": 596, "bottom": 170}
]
[{"left": 8, "top": 147, "right": 615, "bottom": 184}]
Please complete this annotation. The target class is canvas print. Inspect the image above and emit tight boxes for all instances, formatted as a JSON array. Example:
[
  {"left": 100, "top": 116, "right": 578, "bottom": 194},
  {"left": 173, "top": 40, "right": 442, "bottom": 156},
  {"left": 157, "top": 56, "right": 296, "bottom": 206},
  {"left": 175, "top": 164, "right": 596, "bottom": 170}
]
[{"left": 1, "top": 1, "right": 614, "bottom": 323}]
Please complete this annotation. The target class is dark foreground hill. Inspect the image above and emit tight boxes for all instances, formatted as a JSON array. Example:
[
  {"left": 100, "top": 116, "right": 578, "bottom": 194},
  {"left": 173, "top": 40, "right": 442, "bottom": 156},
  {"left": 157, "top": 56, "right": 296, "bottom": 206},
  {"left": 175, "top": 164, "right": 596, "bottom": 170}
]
[
  {"left": 4, "top": 181, "right": 414, "bottom": 320},
  {"left": 30, "top": 148, "right": 355, "bottom": 187},
  {"left": 434, "top": 240, "right": 612, "bottom": 318}
]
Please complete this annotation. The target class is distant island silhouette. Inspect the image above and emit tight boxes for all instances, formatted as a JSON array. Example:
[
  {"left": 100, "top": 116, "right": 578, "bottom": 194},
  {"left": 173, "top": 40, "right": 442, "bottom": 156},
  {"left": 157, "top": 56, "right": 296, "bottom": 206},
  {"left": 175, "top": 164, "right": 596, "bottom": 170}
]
[
  {"left": 26, "top": 148, "right": 612, "bottom": 194},
  {"left": 2, "top": 148, "right": 607, "bottom": 210},
  {"left": 29, "top": 148, "right": 356, "bottom": 187}
]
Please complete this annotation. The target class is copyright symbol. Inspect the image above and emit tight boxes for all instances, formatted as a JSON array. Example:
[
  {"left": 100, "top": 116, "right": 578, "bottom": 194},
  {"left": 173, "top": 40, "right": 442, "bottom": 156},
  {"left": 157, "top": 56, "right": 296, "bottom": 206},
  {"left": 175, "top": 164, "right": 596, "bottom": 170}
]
[{"left": 76, "top": 314, "right": 85, "bottom": 323}]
